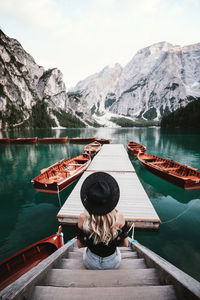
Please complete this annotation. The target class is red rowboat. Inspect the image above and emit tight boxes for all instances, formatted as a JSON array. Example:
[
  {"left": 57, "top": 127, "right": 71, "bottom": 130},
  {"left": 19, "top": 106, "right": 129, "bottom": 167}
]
[
  {"left": 84, "top": 141, "right": 101, "bottom": 156},
  {"left": 137, "top": 152, "right": 200, "bottom": 190},
  {"left": 31, "top": 153, "right": 91, "bottom": 193},
  {"left": 39, "top": 137, "right": 68, "bottom": 143},
  {"left": 69, "top": 137, "right": 97, "bottom": 143},
  {"left": 9, "top": 137, "right": 37, "bottom": 144},
  {"left": 127, "top": 141, "right": 146, "bottom": 155},
  {"left": 95, "top": 138, "right": 111, "bottom": 144},
  {"left": 0, "top": 226, "right": 64, "bottom": 291},
  {"left": 0, "top": 138, "right": 10, "bottom": 144}
]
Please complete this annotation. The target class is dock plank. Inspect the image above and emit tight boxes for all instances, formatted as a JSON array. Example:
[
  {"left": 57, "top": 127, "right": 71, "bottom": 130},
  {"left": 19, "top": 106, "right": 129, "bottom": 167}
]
[{"left": 57, "top": 144, "right": 160, "bottom": 229}]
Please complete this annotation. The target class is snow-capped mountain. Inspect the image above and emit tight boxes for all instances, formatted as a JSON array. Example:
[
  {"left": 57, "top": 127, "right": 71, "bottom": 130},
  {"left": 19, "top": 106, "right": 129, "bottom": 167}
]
[{"left": 71, "top": 41, "right": 200, "bottom": 122}]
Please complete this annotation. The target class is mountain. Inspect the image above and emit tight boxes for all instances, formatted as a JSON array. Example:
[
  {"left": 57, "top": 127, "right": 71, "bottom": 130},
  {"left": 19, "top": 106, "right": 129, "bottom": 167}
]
[
  {"left": 160, "top": 98, "right": 200, "bottom": 128},
  {"left": 0, "top": 29, "right": 85, "bottom": 129},
  {"left": 68, "top": 63, "right": 123, "bottom": 127},
  {"left": 1, "top": 29, "right": 200, "bottom": 129},
  {"left": 71, "top": 41, "right": 200, "bottom": 125}
]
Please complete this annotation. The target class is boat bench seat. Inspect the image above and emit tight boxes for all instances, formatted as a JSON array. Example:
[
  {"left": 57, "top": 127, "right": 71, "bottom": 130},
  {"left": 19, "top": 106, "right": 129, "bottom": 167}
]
[
  {"left": 68, "top": 164, "right": 83, "bottom": 166},
  {"left": 149, "top": 161, "right": 164, "bottom": 165},
  {"left": 164, "top": 167, "right": 179, "bottom": 171}
]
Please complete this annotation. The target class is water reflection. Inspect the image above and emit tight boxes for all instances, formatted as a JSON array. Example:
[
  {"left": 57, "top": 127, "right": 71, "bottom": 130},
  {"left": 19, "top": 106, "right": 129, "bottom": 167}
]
[
  {"left": 133, "top": 159, "right": 200, "bottom": 203},
  {"left": 0, "top": 127, "right": 200, "bottom": 281}
]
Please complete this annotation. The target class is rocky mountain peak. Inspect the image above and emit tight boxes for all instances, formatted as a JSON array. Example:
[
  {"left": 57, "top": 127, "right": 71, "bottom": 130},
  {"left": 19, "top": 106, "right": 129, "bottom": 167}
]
[
  {"left": 0, "top": 29, "right": 70, "bottom": 129},
  {"left": 70, "top": 41, "right": 200, "bottom": 124}
]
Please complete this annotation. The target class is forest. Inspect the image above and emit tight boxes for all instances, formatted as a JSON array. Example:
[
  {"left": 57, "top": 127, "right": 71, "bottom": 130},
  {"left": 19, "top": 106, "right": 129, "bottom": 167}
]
[{"left": 160, "top": 98, "right": 200, "bottom": 128}]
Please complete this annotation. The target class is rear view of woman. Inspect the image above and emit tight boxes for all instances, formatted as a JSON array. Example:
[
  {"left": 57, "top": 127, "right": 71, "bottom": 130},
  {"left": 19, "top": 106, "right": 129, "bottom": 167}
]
[{"left": 76, "top": 171, "right": 129, "bottom": 269}]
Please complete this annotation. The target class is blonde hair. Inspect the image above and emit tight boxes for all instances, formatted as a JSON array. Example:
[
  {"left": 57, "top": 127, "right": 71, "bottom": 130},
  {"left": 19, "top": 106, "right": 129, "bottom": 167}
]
[{"left": 83, "top": 209, "right": 119, "bottom": 245}]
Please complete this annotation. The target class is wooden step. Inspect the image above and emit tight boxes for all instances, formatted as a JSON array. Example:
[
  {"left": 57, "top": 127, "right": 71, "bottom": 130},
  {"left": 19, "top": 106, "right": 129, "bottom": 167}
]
[
  {"left": 45, "top": 269, "right": 160, "bottom": 287},
  {"left": 59, "top": 257, "right": 147, "bottom": 270},
  {"left": 31, "top": 285, "right": 177, "bottom": 300},
  {"left": 68, "top": 251, "right": 138, "bottom": 259}
]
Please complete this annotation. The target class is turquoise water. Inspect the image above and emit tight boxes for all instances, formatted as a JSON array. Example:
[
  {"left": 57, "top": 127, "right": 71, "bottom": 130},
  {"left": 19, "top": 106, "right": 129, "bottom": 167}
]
[{"left": 0, "top": 127, "right": 200, "bottom": 281}]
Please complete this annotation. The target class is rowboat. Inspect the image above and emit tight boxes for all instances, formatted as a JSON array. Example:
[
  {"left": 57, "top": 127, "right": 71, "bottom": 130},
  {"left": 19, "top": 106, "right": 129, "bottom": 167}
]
[
  {"left": 84, "top": 141, "right": 101, "bottom": 156},
  {"left": 0, "top": 226, "right": 64, "bottom": 291},
  {"left": 127, "top": 141, "right": 146, "bottom": 155},
  {"left": 9, "top": 137, "right": 37, "bottom": 144},
  {"left": 0, "top": 138, "right": 10, "bottom": 144},
  {"left": 31, "top": 153, "right": 91, "bottom": 193},
  {"left": 137, "top": 152, "right": 200, "bottom": 189},
  {"left": 39, "top": 137, "right": 68, "bottom": 143},
  {"left": 95, "top": 138, "right": 111, "bottom": 144},
  {"left": 69, "top": 137, "right": 97, "bottom": 143}
]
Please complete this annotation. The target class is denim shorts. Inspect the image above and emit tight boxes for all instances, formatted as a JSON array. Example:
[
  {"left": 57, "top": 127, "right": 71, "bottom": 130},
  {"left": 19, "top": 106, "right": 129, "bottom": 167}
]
[{"left": 83, "top": 247, "right": 121, "bottom": 270}]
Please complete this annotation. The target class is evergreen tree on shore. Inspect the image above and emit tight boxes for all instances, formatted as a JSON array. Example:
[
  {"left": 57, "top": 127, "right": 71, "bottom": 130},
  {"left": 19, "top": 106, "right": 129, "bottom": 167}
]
[{"left": 161, "top": 98, "right": 200, "bottom": 128}]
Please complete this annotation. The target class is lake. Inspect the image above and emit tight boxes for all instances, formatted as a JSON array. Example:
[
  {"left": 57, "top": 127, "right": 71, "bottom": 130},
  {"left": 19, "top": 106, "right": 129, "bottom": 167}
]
[{"left": 0, "top": 127, "right": 200, "bottom": 281}]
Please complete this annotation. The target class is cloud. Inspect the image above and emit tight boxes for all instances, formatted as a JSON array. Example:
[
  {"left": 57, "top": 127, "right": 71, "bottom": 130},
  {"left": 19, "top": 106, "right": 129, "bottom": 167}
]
[
  {"left": 0, "top": 0, "right": 68, "bottom": 28},
  {"left": 0, "top": 0, "right": 199, "bottom": 87}
]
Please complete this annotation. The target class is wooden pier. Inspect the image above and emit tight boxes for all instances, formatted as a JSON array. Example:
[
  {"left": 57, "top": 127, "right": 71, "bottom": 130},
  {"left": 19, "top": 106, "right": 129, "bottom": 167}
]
[{"left": 57, "top": 144, "right": 161, "bottom": 230}]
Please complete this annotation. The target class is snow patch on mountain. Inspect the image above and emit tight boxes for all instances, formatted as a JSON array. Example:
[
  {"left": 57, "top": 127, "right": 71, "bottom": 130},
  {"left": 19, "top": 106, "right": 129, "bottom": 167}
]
[{"left": 70, "top": 41, "right": 200, "bottom": 122}]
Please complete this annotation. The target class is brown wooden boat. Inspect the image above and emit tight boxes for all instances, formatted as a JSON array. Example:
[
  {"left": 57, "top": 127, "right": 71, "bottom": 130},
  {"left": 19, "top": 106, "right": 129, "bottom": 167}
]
[
  {"left": 137, "top": 152, "right": 200, "bottom": 189},
  {"left": 31, "top": 153, "right": 91, "bottom": 193},
  {"left": 127, "top": 141, "right": 146, "bottom": 155},
  {"left": 84, "top": 141, "right": 101, "bottom": 156},
  {"left": 9, "top": 137, "right": 37, "bottom": 144},
  {"left": 0, "top": 226, "right": 64, "bottom": 291},
  {"left": 95, "top": 138, "right": 111, "bottom": 144},
  {"left": 0, "top": 138, "right": 10, "bottom": 144},
  {"left": 69, "top": 137, "right": 97, "bottom": 143},
  {"left": 39, "top": 137, "right": 68, "bottom": 143}
]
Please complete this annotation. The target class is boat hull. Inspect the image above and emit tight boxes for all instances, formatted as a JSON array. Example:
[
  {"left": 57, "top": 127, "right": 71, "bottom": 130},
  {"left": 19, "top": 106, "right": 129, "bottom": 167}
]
[
  {"left": 143, "top": 163, "right": 200, "bottom": 189},
  {"left": 39, "top": 137, "right": 68, "bottom": 143},
  {"left": 138, "top": 153, "right": 200, "bottom": 190},
  {"left": 0, "top": 138, "right": 10, "bottom": 144},
  {"left": 32, "top": 154, "right": 91, "bottom": 193},
  {"left": 9, "top": 137, "right": 37, "bottom": 144},
  {"left": 127, "top": 142, "right": 146, "bottom": 156},
  {"left": 33, "top": 169, "right": 84, "bottom": 193},
  {"left": 0, "top": 231, "right": 63, "bottom": 291},
  {"left": 69, "top": 137, "right": 97, "bottom": 143},
  {"left": 95, "top": 139, "right": 110, "bottom": 144},
  {"left": 84, "top": 141, "right": 101, "bottom": 156}
]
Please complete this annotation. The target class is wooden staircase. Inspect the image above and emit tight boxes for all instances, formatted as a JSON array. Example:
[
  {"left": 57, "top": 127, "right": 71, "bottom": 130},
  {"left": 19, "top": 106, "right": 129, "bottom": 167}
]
[
  {"left": 1, "top": 239, "right": 199, "bottom": 299},
  {"left": 30, "top": 246, "right": 177, "bottom": 300}
]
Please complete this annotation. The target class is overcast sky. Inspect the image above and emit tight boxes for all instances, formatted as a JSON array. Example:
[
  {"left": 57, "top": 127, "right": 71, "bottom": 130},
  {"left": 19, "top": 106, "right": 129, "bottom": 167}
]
[{"left": 0, "top": 0, "right": 199, "bottom": 88}]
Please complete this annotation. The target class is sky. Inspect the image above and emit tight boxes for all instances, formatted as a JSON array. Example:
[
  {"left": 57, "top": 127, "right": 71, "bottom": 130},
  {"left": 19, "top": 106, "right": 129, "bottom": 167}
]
[{"left": 0, "top": 0, "right": 199, "bottom": 88}]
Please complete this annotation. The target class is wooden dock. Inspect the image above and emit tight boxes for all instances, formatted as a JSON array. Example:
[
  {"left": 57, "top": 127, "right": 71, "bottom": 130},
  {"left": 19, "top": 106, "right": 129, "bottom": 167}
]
[{"left": 57, "top": 144, "right": 161, "bottom": 230}]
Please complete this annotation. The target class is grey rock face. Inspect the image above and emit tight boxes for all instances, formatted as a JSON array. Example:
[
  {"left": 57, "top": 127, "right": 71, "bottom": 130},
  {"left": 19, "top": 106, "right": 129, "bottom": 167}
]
[
  {"left": 69, "top": 63, "right": 123, "bottom": 116},
  {"left": 0, "top": 29, "right": 68, "bottom": 129},
  {"left": 71, "top": 41, "right": 200, "bottom": 121}
]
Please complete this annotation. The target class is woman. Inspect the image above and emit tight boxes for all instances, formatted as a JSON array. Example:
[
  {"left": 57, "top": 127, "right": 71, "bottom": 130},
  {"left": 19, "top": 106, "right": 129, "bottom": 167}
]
[{"left": 76, "top": 171, "right": 129, "bottom": 270}]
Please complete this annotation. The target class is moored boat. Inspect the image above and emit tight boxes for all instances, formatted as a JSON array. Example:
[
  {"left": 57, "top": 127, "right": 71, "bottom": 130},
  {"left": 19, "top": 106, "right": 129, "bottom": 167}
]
[
  {"left": 31, "top": 153, "right": 91, "bottom": 193},
  {"left": 127, "top": 141, "right": 146, "bottom": 155},
  {"left": 0, "top": 138, "right": 10, "bottom": 144},
  {"left": 95, "top": 138, "right": 111, "bottom": 144},
  {"left": 84, "top": 141, "right": 101, "bottom": 156},
  {"left": 39, "top": 137, "right": 68, "bottom": 143},
  {"left": 137, "top": 152, "right": 200, "bottom": 189},
  {"left": 69, "top": 137, "right": 97, "bottom": 143},
  {"left": 9, "top": 137, "right": 37, "bottom": 144},
  {"left": 0, "top": 226, "right": 64, "bottom": 291}
]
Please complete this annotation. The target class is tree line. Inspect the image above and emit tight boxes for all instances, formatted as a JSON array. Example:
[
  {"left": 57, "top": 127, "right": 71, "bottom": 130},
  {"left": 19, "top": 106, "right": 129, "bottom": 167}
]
[{"left": 161, "top": 98, "right": 200, "bottom": 128}]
